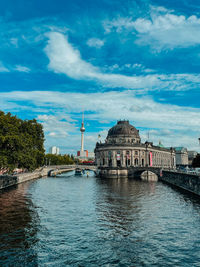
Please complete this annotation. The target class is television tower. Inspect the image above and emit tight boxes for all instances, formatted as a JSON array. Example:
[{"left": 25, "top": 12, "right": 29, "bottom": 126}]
[{"left": 80, "top": 112, "right": 85, "bottom": 155}]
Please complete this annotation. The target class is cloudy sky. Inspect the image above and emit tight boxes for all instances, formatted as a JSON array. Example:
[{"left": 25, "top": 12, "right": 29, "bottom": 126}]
[{"left": 1, "top": 0, "right": 200, "bottom": 154}]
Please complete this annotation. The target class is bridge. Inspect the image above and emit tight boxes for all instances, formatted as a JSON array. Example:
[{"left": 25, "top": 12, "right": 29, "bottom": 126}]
[
  {"left": 47, "top": 165, "right": 97, "bottom": 177},
  {"left": 128, "top": 166, "right": 163, "bottom": 180},
  {"left": 45, "top": 165, "right": 200, "bottom": 197}
]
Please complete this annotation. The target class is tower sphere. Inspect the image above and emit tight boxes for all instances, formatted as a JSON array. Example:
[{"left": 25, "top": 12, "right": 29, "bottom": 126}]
[{"left": 80, "top": 122, "right": 85, "bottom": 132}]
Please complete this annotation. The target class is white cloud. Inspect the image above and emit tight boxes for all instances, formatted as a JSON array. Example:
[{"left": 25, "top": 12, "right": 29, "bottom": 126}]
[
  {"left": 0, "top": 61, "right": 9, "bottom": 72},
  {"left": 10, "top": 38, "right": 18, "bottom": 47},
  {"left": 0, "top": 62, "right": 31, "bottom": 74},
  {"left": 44, "top": 31, "right": 200, "bottom": 91},
  {"left": 48, "top": 132, "right": 56, "bottom": 136},
  {"left": 44, "top": 32, "right": 98, "bottom": 79},
  {"left": 1, "top": 90, "right": 200, "bottom": 131},
  {"left": 103, "top": 8, "right": 200, "bottom": 49},
  {"left": 87, "top": 38, "right": 104, "bottom": 48},
  {"left": 1, "top": 90, "right": 200, "bottom": 152},
  {"left": 134, "top": 14, "right": 200, "bottom": 49},
  {"left": 107, "top": 63, "right": 149, "bottom": 72},
  {"left": 37, "top": 114, "right": 76, "bottom": 138},
  {"left": 103, "top": 17, "right": 135, "bottom": 33},
  {"left": 15, "top": 65, "right": 30, "bottom": 73},
  {"left": 132, "top": 63, "right": 143, "bottom": 69}
]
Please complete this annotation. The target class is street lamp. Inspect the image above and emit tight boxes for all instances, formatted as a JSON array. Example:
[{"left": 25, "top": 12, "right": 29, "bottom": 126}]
[
  {"left": 145, "top": 142, "right": 149, "bottom": 180},
  {"left": 145, "top": 142, "right": 148, "bottom": 167},
  {"left": 198, "top": 138, "right": 200, "bottom": 145}
]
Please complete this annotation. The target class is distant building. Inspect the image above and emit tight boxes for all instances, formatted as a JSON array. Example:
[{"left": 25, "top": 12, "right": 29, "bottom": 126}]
[
  {"left": 77, "top": 150, "right": 88, "bottom": 158},
  {"left": 174, "top": 147, "right": 188, "bottom": 167},
  {"left": 188, "top": 151, "right": 198, "bottom": 166},
  {"left": 49, "top": 146, "right": 60, "bottom": 155},
  {"left": 88, "top": 152, "right": 95, "bottom": 159}
]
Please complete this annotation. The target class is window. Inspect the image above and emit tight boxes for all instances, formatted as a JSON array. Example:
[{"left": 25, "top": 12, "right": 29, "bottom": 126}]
[
  {"left": 108, "top": 151, "right": 112, "bottom": 167},
  {"left": 117, "top": 151, "right": 121, "bottom": 167},
  {"left": 126, "top": 151, "right": 130, "bottom": 167}
]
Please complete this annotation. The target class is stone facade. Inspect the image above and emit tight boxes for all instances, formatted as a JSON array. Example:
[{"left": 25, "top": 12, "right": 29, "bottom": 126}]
[
  {"left": 174, "top": 147, "right": 188, "bottom": 167},
  {"left": 95, "top": 121, "right": 176, "bottom": 178}
]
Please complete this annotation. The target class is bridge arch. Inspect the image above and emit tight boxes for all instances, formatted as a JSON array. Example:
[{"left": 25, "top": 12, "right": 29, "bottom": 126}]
[
  {"left": 140, "top": 170, "right": 158, "bottom": 181},
  {"left": 128, "top": 167, "right": 161, "bottom": 181}
]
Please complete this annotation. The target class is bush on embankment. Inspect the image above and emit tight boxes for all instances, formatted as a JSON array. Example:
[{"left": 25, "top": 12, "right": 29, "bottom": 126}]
[
  {"left": 192, "top": 154, "right": 200, "bottom": 167},
  {"left": 0, "top": 111, "right": 45, "bottom": 172},
  {"left": 45, "top": 154, "right": 74, "bottom": 165}
]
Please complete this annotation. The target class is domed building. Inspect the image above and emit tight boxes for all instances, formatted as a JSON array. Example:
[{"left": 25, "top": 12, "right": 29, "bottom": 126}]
[
  {"left": 107, "top": 120, "right": 141, "bottom": 144},
  {"left": 95, "top": 120, "right": 176, "bottom": 178}
]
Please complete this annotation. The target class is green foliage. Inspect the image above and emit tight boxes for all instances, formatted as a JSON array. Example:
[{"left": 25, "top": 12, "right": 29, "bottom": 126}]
[
  {"left": 192, "top": 154, "right": 200, "bottom": 167},
  {"left": 45, "top": 154, "right": 74, "bottom": 165},
  {"left": 0, "top": 111, "right": 45, "bottom": 171}
]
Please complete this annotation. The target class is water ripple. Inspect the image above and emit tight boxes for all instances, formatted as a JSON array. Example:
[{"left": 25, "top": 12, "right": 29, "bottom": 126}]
[{"left": 0, "top": 174, "right": 200, "bottom": 266}]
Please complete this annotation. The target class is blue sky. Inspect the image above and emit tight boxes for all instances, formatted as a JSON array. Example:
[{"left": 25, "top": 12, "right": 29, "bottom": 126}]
[{"left": 1, "top": 0, "right": 200, "bottom": 154}]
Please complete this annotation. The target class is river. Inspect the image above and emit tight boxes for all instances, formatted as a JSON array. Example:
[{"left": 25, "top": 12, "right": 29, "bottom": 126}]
[{"left": 0, "top": 171, "right": 200, "bottom": 266}]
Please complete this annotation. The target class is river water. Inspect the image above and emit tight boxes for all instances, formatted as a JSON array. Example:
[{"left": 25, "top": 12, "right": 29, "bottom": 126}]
[{"left": 0, "top": 171, "right": 200, "bottom": 267}]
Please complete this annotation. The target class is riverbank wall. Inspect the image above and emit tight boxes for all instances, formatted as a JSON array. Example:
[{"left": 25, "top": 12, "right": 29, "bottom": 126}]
[
  {"left": 0, "top": 168, "right": 49, "bottom": 190},
  {"left": 49, "top": 168, "right": 75, "bottom": 176},
  {"left": 161, "top": 170, "right": 200, "bottom": 197},
  {"left": 0, "top": 165, "right": 81, "bottom": 190},
  {"left": 98, "top": 166, "right": 200, "bottom": 197}
]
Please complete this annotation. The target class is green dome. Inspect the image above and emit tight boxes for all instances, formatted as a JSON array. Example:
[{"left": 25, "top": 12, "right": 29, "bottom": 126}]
[{"left": 158, "top": 141, "right": 164, "bottom": 148}]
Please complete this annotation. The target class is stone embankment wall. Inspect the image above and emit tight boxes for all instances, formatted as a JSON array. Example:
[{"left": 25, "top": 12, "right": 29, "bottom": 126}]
[
  {"left": 49, "top": 168, "right": 75, "bottom": 176},
  {"left": 161, "top": 170, "right": 200, "bottom": 196},
  {"left": 0, "top": 165, "right": 80, "bottom": 190},
  {"left": 0, "top": 167, "right": 49, "bottom": 190}
]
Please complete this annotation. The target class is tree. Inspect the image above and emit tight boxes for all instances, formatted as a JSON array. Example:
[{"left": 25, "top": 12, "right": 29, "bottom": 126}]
[
  {"left": 192, "top": 154, "right": 200, "bottom": 168},
  {"left": 0, "top": 111, "right": 45, "bottom": 171},
  {"left": 45, "top": 154, "right": 75, "bottom": 165}
]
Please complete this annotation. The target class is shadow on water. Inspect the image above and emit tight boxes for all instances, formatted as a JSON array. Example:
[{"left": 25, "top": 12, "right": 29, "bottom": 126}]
[
  {"left": 94, "top": 177, "right": 200, "bottom": 266},
  {"left": 95, "top": 178, "right": 157, "bottom": 230},
  {"left": 93, "top": 178, "right": 159, "bottom": 265},
  {"left": 160, "top": 179, "right": 200, "bottom": 204},
  {"left": 0, "top": 182, "right": 40, "bottom": 266}
]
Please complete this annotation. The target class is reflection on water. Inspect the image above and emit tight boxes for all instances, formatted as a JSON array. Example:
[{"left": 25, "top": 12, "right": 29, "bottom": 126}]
[
  {"left": 0, "top": 172, "right": 200, "bottom": 266},
  {"left": 0, "top": 182, "right": 39, "bottom": 266}
]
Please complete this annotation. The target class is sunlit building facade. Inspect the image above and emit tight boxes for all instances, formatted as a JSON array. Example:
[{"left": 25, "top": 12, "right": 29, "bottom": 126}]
[{"left": 95, "top": 120, "right": 176, "bottom": 177}]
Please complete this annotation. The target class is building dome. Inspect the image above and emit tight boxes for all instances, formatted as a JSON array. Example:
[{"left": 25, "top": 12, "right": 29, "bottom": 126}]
[
  {"left": 158, "top": 141, "right": 164, "bottom": 148},
  {"left": 106, "top": 120, "right": 141, "bottom": 144}
]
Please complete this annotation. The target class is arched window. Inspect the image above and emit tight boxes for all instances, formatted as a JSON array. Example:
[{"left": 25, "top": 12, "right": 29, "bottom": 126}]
[
  {"left": 126, "top": 151, "right": 130, "bottom": 166},
  {"left": 108, "top": 151, "right": 112, "bottom": 167},
  {"left": 117, "top": 151, "right": 121, "bottom": 167},
  {"left": 142, "top": 159, "right": 144, "bottom": 166},
  {"left": 135, "top": 158, "right": 138, "bottom": 166}
]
